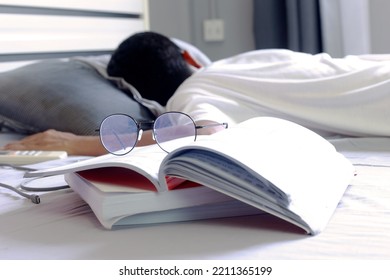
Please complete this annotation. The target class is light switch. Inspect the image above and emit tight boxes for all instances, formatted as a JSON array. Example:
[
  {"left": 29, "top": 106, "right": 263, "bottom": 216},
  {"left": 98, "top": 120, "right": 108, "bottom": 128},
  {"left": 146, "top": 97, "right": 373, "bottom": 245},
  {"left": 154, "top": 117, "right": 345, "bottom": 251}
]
[{"left": 203, "top": 19, "right": 225, "bottom": 42}]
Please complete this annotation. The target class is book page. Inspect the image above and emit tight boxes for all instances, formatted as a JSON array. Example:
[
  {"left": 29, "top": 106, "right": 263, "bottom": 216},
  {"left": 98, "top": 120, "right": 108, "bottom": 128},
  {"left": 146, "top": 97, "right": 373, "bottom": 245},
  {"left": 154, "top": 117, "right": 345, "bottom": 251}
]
[
  {"left": 160, "top": 117, "right": 354, "bottom": 233},
  {"left": 162, "top": 117, "right": 340, "bottom": 195},
  {"left": 26, "top": 143, "right": 168, "bottom": 191}
]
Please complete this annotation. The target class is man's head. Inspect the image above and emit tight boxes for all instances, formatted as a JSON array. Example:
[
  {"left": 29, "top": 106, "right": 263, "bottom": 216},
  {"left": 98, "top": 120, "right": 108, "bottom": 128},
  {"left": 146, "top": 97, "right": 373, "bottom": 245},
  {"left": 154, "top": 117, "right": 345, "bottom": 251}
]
[{"left": 107, "top": 32, "right": 193, "bottom": 106}]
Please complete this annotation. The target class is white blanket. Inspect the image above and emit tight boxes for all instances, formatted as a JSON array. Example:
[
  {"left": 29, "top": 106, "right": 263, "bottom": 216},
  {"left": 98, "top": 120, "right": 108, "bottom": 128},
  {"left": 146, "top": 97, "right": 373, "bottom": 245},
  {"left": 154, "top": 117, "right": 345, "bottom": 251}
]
[{"left": 167, "top": 49, "right": 390, "bottom": 138}]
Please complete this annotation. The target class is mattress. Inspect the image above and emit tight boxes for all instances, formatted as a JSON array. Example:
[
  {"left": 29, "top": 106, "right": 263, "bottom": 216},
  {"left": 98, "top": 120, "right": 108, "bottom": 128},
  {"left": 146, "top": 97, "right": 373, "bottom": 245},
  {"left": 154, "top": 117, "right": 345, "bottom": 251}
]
[{"left": 0, "top": 132, "right": 389, "bottom": 259}]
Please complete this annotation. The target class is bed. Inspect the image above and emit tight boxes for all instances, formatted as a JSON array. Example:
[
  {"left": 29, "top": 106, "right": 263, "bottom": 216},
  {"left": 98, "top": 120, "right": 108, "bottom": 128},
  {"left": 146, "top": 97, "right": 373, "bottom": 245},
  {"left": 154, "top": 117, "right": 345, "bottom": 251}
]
[{"left": 1, "top": 0, "right": 390, "bottom": 261}]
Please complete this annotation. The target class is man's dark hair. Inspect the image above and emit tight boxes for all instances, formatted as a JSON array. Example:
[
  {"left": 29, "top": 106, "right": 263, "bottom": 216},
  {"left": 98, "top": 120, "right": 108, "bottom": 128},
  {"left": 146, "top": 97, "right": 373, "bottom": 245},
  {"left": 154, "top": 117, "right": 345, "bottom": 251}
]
[{"left": 107, "top": 31, "right": 193, "bottom": 106}]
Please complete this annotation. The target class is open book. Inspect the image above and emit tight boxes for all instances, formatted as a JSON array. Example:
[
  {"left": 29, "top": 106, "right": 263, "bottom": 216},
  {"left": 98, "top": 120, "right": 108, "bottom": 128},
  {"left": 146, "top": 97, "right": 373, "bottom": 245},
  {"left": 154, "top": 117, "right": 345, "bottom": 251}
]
[{"left": 27, "top": 117, "right": 354, "bottom": 234}]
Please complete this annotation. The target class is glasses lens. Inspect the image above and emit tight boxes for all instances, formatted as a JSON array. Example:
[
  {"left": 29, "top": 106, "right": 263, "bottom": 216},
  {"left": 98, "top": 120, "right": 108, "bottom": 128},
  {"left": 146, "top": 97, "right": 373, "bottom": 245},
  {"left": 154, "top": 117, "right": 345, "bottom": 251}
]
[
  {"left": 153, "top": 112, "right": 196, "bottom": 152},
  {"left": 99, "top": 114, "right": 139, "bottom": 155}
]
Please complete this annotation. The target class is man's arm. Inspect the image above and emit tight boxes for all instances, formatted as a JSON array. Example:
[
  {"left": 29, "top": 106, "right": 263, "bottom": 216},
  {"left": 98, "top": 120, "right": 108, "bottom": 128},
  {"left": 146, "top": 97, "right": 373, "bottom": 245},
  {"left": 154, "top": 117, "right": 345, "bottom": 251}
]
[{"left": 2, "top": 129, "right": 156, "bottom": 156}]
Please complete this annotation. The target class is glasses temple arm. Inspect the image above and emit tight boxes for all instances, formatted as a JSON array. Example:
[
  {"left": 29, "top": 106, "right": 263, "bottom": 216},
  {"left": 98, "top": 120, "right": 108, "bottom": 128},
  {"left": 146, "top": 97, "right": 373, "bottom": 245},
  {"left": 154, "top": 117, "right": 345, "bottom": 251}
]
[
  {"left": 195, "top": 122, "right": 228, "bottom": 130},
  {"left": 0, "top": 182, "right": 40, "bottom": 204}
]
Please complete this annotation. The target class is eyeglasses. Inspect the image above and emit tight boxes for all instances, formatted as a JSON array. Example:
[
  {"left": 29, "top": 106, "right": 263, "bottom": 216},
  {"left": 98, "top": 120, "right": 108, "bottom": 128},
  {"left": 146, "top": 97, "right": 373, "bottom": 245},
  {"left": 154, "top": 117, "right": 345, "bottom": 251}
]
[{"left": 98, "top": 111, "right": 228, "bottom": 155}]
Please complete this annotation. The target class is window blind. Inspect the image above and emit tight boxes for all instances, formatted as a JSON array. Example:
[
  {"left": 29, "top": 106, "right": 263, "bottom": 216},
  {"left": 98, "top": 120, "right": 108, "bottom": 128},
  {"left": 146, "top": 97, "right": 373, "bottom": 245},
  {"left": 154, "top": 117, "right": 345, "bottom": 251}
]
[{"left": 0, "top": 0, "right": 149, "bottom": 62}]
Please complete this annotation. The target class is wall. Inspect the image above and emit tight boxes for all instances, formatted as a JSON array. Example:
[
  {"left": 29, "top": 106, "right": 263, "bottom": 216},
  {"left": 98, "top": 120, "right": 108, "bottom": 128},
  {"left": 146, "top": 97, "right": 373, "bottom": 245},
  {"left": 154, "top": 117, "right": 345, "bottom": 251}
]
[
  {"left": 369, "top": 0, "right": 390, "bottom": 54},
  {"left": 148, "top": 0, "right": 255, "bottom": 61}
]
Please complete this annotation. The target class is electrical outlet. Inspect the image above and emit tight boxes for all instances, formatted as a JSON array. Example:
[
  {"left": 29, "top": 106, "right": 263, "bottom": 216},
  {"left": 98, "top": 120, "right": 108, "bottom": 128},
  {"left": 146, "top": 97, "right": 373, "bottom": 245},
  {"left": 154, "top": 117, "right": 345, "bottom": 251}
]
[{"left": 203, "top": 19, "right": 224, "bottom": 42}]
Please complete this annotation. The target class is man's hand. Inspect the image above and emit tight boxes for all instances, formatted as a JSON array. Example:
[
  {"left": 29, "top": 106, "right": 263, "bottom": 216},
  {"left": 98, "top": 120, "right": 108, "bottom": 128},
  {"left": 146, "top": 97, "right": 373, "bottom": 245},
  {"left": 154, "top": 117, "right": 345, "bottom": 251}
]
[{"left": 1, "top": 129, "right": 106, "bottom": 156}]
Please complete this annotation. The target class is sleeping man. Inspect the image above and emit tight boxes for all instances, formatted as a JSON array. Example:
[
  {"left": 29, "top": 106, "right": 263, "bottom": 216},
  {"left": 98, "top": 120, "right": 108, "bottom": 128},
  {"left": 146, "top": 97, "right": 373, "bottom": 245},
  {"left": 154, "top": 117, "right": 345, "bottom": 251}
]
[{"left": 3, "top": 31, "right": 390, "bottom": 155}]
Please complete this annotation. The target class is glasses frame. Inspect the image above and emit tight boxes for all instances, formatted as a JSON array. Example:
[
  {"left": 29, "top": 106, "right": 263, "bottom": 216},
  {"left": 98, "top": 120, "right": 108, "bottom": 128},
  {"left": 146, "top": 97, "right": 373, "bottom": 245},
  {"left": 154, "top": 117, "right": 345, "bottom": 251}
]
[{"left": 98, "top": 111, "right": 228, "bottom": 156}]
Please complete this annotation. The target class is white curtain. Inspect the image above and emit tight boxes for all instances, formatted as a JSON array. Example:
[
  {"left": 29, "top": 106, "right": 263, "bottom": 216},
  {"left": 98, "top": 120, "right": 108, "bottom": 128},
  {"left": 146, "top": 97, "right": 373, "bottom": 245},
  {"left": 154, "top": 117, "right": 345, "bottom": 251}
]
[{"left": 320, "top": 0, "right": 370, "bottom": 57}]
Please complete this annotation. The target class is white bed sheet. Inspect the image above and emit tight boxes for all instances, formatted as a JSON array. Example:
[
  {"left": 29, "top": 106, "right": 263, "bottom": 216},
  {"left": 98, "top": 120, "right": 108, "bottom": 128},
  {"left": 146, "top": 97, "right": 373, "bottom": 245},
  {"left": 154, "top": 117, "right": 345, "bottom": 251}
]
[{"left": 0, "top": 133, "right": 389, "bottom": 260}]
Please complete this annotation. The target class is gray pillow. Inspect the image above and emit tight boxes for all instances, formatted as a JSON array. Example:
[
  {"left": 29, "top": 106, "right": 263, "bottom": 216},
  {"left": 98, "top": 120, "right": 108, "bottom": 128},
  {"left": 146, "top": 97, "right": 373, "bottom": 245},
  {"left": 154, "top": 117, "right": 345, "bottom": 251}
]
[{"left": 0, "top": 59, "right": 154, "bottom": 135}]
